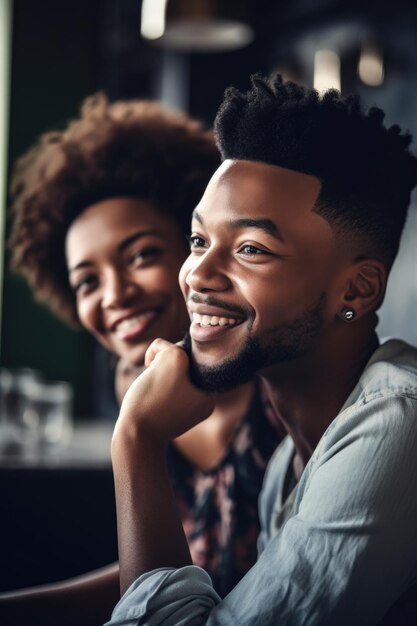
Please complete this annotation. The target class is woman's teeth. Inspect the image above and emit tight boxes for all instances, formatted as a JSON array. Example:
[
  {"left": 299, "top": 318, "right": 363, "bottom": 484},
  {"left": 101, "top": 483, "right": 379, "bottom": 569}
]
[
  {"left": 115, "top": 312, "right": 154, "bottom": 332},
  {"left": 192, "top": 312, "right": 239, "bottom": 327}
]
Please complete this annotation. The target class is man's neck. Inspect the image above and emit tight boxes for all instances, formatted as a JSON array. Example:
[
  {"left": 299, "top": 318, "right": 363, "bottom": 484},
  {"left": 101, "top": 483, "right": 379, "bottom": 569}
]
[{"left": 261, "top": 327, "right": 379, "bottom": 469}]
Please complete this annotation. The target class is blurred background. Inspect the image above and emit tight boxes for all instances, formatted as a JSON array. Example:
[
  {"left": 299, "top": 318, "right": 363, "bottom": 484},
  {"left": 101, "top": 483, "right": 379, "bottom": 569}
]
[
  {"left": 0, "top": 0, "right": 416, "bottom": 591},
  {"left": 1, "top": 0, "right": 417, "bottom": 419}
]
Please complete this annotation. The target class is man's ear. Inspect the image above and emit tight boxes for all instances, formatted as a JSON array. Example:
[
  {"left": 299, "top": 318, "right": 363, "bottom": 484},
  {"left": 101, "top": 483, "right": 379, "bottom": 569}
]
[{"left": 338, "top": 260, "right": 387, "bottom": 321}]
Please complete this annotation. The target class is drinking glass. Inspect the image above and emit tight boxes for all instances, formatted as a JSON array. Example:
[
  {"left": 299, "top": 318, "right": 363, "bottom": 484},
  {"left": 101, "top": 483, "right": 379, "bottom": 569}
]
[{"left": 0, "top": 369, "right": 73, "bottom": 455}]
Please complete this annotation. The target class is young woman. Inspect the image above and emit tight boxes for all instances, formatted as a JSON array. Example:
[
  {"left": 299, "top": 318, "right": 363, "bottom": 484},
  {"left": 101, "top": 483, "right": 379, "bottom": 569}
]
[{"left": 2, "top": 95, "right": 284, "bottom": 625}]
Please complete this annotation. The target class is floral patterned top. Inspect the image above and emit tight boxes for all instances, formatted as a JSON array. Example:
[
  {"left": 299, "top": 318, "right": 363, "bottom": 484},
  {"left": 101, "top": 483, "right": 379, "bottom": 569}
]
[{"left": 166, "top": 377, "right": 286, "bottom": 598}]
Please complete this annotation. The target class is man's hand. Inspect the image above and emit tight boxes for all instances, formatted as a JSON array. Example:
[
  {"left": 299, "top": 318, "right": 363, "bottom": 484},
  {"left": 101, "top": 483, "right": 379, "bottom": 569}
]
[
  {"left": 114, "top": 338, "right": 214, "bottom": 445},
  {"left": 111, "top": 339, "right": 213, "bottom": 592}
]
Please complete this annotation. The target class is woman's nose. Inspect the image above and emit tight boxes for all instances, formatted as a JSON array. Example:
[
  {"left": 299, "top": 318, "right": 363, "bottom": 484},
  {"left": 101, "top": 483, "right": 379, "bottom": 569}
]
[{"left": 101, "top": 271, "right": 139, "bottom": 309}]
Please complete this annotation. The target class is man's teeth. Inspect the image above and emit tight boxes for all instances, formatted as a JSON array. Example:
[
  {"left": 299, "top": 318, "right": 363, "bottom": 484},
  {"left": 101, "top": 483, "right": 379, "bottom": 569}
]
[
  {"left": 192, "top": 312, "right": 239, "bottom": 327},
  {"left": 115, "top": 312, "right": 153, "bottom": 332}
]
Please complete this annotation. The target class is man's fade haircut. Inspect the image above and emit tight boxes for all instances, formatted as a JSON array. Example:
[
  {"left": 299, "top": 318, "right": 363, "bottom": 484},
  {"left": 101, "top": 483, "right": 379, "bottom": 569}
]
[
  {"left": 214, "top": 73, "right": 417, "bottom": 266},
  {"left": 9, "top": 94, "right": 220, "bottom": 325}
]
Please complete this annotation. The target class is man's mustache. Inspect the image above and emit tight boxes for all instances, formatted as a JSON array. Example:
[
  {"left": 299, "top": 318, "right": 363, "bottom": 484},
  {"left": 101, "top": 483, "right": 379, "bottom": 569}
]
[{"left": 187, "top": 293, "right": 248, "bottom": 318}]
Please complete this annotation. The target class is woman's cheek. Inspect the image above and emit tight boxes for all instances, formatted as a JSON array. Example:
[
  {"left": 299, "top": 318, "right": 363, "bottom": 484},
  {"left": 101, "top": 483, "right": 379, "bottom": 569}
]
[{"left": 77, "top": 299, "right": 98, "bottom": 335}]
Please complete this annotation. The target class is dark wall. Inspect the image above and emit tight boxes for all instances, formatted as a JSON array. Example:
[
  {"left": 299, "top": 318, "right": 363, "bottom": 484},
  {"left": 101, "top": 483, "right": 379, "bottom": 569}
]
[
  {"left": 3, "top": 0, "right": 109, "bottom": 417},
  {"left": 0, "top": 466, "right": 117, "bottom": 591}
]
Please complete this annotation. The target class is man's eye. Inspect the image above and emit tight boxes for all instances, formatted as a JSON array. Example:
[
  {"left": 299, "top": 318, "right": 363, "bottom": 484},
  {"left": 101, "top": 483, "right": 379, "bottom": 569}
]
[
  {"left": 239, "top": 244, "right": 266, "bottom": 256},
  {"left": 187, "top": 235, "right": 206, "bottom": 249}
]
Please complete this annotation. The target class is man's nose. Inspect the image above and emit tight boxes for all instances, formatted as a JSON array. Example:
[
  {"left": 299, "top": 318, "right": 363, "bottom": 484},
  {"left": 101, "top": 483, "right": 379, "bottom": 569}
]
[
  {"left": 185, "top": 249, "right": 231, "bottom": 293},
  {"left": 101, "top": 270, "right": 139, "bottom": 309}
]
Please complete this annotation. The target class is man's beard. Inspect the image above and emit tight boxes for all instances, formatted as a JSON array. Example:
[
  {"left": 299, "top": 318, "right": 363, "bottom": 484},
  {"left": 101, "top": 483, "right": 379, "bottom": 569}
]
[{"left": 182, "top": 293, "right": 326, "bottom": 393}]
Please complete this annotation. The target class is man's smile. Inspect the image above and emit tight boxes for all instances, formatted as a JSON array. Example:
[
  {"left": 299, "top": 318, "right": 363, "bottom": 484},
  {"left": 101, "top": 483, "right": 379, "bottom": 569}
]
[
  {"left": 190, "top": 312, "right": 244, "bottom": 342},
  {"left": 192, "top": 312, "right": 239, "bottom": 326},
  {"left": 186, "top": 297, "right": 248, "bottom": 343}
]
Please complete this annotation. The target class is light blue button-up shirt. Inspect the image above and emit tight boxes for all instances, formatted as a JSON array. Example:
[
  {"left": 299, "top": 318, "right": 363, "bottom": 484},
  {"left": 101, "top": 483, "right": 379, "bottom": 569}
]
[{"left": 106, "top": 339, "right": 417, "bottom": 625}]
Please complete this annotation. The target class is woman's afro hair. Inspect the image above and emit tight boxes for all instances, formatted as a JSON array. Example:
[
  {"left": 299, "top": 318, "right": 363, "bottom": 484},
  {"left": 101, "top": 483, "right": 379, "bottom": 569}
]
[{"left": 9, "top": 94, "right": 220, "bottom": 324}]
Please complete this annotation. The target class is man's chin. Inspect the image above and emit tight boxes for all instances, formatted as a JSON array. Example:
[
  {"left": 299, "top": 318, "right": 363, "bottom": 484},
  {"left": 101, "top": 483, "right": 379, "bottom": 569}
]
[
  {"left": 188, "top": 359, "right": 253, "bottom": 393},
  {"left": 182, "top": 330, "right": 262, "bottom": 393},
  {"left": 182, "top": 294, "right": 326, "bottom": 393}
]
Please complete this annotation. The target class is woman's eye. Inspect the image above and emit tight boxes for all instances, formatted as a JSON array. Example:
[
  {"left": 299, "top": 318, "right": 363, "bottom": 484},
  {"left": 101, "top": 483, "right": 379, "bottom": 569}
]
[
  {"left": 130, "top": 247, "right": 161, "bottom": 266},
  {"left": 187, "top": 235, "right": 206, "bottom": 249},
  {"left": 239, "top": 244, "right": 266, "bottom": 256},
  {"left": 72, "top": 275, "right": 97, "bottom": 295}
]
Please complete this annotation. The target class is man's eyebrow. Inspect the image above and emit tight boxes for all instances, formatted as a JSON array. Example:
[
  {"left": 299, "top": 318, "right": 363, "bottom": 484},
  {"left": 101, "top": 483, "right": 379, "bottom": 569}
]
[
  {"left": 68, "top": 230, "right": 162, "bottom": 274},
  {"left": 230, "top": 218, "right": 284, "bottom": 241},
  {"left": 191, "top": 211, "right": 284, "bottom": 242}
]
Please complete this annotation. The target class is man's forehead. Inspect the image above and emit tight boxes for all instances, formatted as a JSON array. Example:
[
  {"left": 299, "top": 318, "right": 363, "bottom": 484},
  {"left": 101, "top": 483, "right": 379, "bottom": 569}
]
[
  {"left": 217, "top": 158, "right": 320, "bottom": 190},
  {"left": 194, "top": 159, "right": 322, "bottom": 222}
]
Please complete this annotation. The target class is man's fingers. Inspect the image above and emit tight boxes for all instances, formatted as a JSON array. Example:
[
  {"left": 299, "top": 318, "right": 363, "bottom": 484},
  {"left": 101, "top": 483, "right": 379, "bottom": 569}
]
[
  {"left": 144, "top": 338, "right": 189, "bottom": 369},
  {"left": 144, "top": 338, "right": 172, "bottom": 368}
]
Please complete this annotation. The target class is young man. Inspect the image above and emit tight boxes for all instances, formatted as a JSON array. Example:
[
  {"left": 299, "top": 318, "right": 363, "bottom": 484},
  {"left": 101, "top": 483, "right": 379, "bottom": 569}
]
[{"left": 107, "top": 75, "right": 417, "bottom": 625}]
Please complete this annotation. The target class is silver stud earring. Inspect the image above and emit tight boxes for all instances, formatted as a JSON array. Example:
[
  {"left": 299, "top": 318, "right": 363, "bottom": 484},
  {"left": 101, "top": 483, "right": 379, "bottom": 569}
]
[{"left": 340, "top": 307, "right": 355, "bottom": 322}]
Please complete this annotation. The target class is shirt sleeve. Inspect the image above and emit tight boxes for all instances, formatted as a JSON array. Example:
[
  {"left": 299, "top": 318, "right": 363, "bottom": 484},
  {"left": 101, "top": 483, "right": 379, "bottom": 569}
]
[
  {"left": 105, "top": 566, "right": 221, "bottom": 625},
  {"left": 106, "top": 393, "right": 417, "bottom": 626}
]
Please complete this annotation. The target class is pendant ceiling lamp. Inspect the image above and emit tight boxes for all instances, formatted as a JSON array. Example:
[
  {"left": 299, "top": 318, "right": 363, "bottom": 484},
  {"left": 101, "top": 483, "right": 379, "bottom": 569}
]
[{"left": 141, "top": 0, "right": 254, "bottom": 52}]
